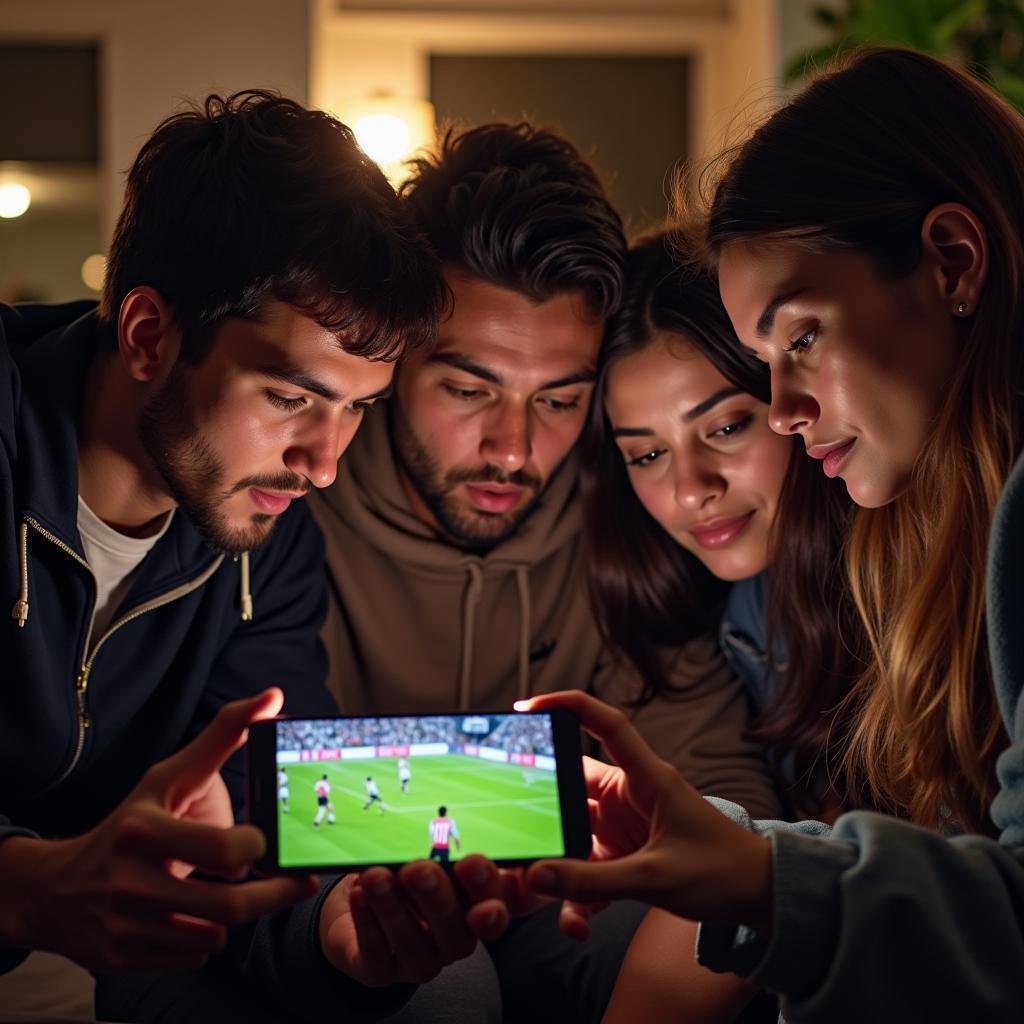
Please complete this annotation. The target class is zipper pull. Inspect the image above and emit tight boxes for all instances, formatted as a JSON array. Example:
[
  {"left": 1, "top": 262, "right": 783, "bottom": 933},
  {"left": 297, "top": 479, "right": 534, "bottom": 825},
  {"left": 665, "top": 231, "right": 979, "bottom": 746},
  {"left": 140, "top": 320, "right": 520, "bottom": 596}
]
[
  {"left": 76, "top": 667, "right": 91, "bottom": 729},
  {"left": 11, "top": 599, "right": 29, "bottom": 627}
]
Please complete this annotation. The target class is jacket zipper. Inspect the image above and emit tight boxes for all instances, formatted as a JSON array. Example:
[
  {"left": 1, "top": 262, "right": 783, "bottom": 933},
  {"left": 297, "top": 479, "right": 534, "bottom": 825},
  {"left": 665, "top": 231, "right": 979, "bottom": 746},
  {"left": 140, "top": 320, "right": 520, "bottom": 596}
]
[{"left": 23, "top": 516, "right": 225, "bottom": 789}]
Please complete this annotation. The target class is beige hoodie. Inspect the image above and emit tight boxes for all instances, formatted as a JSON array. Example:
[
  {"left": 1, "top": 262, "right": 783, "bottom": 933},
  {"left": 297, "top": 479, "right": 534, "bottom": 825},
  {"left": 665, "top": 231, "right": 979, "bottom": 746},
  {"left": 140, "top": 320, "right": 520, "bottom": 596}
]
[{"left": 309, "top": 403, "right": 781, "bottom": 819}]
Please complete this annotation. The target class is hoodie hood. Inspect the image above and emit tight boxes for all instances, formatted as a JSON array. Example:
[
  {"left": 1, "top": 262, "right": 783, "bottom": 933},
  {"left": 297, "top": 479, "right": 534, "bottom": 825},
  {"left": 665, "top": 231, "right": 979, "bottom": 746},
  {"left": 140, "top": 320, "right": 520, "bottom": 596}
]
[
  {"left": 311, "top": 400, "right": 586, "bottom": 709},
  {"left": 316, "top": 400, "right": 583, "bottom": 574}
]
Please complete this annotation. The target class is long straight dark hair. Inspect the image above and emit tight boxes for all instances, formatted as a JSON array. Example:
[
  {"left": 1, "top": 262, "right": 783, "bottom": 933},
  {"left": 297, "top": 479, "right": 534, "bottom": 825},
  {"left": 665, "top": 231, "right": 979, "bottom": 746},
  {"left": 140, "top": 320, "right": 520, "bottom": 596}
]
[{"left": 584, "top": 231, "right": 859, "bottom": 813}]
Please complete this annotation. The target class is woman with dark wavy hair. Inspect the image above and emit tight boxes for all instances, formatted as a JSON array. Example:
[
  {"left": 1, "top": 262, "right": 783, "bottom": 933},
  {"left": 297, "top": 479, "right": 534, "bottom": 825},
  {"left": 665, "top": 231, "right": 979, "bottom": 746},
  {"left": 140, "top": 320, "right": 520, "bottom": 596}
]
[
  {"left": 520, "top": 48, "right": 1024, "bottom": 1022},
  {"left": 583, "top": 231, "right": 854, "bottom": 821}
]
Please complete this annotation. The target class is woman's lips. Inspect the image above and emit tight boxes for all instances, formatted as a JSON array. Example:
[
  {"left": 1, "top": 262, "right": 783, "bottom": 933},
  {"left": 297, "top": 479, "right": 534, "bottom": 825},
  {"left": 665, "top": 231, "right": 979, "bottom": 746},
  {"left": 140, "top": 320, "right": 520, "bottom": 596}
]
[
  {"left": 464, "top": 483, "right": 522, "bottom": 515},
  {"left": 688, "top": 511, "right": 755, "bottom": 549},
  {"left": 808, "top": 439, "right": 856, "bottom": 479}
]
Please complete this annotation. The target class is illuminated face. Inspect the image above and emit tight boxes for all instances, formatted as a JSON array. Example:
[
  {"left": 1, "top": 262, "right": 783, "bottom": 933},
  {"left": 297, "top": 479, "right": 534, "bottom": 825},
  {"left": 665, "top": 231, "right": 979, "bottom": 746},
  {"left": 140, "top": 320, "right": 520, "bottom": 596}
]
[
  {"left": 140, "top": 301, "right": 393, "bottom": 553},
  {"left": 718, "top": 241, "right": 960, "bottom": 508},
  {"left": 392, "top": 271, "right": 603, "bottom": 551},
  {"left": 606, "top": 332, "right": 792, "bottom": 581}
]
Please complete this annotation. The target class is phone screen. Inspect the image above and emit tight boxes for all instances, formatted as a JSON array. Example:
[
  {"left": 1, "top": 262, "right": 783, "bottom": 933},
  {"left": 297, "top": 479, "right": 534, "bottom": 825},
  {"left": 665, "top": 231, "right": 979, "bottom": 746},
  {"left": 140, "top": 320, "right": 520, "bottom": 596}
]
[{"left": 271, "top": 713, "right": 567, "bottom": 868}]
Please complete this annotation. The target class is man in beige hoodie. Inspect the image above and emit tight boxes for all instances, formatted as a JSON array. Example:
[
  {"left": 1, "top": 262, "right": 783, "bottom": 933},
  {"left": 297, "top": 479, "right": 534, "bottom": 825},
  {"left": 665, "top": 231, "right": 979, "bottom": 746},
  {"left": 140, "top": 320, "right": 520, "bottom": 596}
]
[{"left": 309, "top": 122, "right": 781, "bottom": 1022}]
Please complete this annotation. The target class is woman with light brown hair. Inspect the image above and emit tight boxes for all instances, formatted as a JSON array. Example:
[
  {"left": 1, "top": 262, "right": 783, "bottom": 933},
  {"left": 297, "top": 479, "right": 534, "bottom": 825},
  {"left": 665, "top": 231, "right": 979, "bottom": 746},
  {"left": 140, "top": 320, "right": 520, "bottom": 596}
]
[{"left": 518, "top": 48, "right": 1024, "bottom": 1021}]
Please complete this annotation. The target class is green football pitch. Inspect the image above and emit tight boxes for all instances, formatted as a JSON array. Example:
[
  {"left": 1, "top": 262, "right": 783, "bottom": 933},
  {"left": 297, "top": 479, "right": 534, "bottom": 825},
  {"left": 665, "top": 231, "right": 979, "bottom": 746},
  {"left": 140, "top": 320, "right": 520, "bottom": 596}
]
[{"left": 278, "top": 755, "right": 563, "bottom": 867}]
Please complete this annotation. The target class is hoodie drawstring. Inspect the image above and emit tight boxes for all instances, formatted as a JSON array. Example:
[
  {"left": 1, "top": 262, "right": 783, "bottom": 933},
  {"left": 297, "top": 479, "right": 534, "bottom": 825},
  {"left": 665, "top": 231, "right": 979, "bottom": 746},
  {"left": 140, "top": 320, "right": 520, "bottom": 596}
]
[
  {"left": 457, "top": 562, "right": 484, "bottom": 710},
  {"left": 11, "top": 520, "right": 29, "bottom": 627},
  {"left": 239, "top": 551, "right": 253, "bottom": 622},
  {"left": 514, "top": 566, "right": 531, "bottom": 701}
]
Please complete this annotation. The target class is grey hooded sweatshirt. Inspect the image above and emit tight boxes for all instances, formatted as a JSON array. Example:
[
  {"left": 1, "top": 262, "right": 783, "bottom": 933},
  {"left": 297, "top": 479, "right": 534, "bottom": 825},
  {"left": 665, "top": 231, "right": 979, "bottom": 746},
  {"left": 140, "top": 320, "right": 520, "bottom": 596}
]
[
  {"left": 697, "top": 450, "right": 1024, "bottom": 1022},
  {"left": 308, "top": 402, "right": 782, "bottom": 820}
]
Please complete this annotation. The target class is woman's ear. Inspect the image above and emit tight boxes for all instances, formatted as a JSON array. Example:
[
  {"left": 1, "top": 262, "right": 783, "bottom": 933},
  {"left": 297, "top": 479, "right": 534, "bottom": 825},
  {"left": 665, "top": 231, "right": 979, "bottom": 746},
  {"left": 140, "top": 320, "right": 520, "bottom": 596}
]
[
  {"left": 921, "top": 203, "right": 988, "bottom": 318},
  {"left": 117, "top": 287, "right": 181, "bottom": 382}
]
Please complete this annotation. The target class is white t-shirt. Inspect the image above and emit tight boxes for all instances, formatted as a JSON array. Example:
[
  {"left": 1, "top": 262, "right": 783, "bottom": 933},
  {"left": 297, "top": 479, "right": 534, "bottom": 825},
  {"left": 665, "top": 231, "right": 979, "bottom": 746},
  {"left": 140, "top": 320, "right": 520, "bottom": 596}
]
[{"left": 77, "top": 496, "right": 173, "bottom": 638}]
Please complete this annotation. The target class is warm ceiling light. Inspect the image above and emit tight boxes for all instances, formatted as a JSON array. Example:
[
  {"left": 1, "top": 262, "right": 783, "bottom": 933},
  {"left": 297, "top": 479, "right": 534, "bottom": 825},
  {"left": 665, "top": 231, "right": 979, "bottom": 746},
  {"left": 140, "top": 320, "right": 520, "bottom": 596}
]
[
  {"left": 334, "top": 97, "right": 435, "bottom": 186},
  {"left": 354, "top": 114, "right": 412, "bottom": 166},
  {"left": 0, "top": 183, "right": 31, "bottom": 219},
  {"left": 81, "top": 254, "right": 106, "bottom": 292}
]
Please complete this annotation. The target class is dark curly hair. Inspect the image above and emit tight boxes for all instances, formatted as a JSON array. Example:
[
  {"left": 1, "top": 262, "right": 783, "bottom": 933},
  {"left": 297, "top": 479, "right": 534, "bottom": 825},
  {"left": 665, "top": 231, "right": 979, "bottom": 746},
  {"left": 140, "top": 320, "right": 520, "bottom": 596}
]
[{"left": 102, "top": 90, "right": 447, "bottom": 362}]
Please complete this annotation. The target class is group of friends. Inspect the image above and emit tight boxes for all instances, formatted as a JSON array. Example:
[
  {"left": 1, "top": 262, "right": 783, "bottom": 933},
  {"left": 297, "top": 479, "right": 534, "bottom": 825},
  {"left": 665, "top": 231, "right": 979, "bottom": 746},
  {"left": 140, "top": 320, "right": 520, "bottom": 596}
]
[{"left": 2, "top": 45, "right": 1023, "bottom": 1024}]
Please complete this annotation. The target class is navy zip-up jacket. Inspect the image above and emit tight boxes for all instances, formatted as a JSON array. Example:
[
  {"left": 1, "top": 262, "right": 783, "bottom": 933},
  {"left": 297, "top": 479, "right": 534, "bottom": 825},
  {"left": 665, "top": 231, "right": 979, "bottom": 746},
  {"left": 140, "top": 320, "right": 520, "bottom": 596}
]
[{"left": 0, "top": 302, "right": 412, "bottom": 1016}]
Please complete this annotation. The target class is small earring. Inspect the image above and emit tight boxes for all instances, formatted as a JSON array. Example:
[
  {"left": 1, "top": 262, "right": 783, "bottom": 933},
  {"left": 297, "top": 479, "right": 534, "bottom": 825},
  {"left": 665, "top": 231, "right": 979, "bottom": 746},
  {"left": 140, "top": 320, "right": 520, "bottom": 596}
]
[{"left": 956, "top": 301, "right": 969, "bottom": 315}]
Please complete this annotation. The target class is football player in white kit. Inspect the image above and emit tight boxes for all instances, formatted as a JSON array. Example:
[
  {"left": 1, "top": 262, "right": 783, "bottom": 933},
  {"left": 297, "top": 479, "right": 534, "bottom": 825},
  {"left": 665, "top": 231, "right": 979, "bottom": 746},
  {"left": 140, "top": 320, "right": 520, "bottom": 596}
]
[
  {"left": 277, "top": 767, "right": 289, "bottom": 813},
  {"left": 398, "top": 757, "right": 411, "bottom": 793},
  {"left": 362, "top": 775, "right": 385, "bottom": 814},
  {"left": 312, "top": 773, "right": 335, "bottom": 827}
]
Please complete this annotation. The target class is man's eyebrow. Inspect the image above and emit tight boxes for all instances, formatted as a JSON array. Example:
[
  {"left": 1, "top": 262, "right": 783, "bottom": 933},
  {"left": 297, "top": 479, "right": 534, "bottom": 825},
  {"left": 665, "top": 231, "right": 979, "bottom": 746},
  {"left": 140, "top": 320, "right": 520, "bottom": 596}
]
[
  {"left": 259, "top": 365, "right": 341, "bottom": 403},
  {"left": 356, "top": 384, "right": 393, "bottom": 404},
  {"left": 756, "top": 288, "right": 808, "bottom": 337},
  {"left": 427, "top": 352, "right": 501, "bottom": 384},
  {"left": 539, "top": 369, "right": 597, "bottom": 390}
]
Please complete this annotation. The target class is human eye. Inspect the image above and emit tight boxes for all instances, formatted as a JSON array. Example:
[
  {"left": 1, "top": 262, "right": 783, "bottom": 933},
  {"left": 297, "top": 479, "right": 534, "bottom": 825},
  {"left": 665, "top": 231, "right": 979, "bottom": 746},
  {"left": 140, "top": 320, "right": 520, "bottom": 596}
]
[
  {"left": 626, "top": 448, "right": 665, "bottom": 468},
  {"left": 539, "top": 394, "right": 582, "bottom": 413},
  {"left": 441, "top": 382, "right": 485, "bottom": 401},
  {"left": 265, "top": 390, "right": 307, "bottom": 412},
  {"left": 711, "top": 414, "right": 754, "bottom": 439},
  {"left": 785, "top": 326, "right": 818, "bottom": 354}
]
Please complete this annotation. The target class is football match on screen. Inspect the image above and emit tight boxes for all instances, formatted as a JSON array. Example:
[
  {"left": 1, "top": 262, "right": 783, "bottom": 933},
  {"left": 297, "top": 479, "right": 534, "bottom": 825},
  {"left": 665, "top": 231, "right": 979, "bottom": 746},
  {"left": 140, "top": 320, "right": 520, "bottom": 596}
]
[{"left": 275, "top": 713, "right": 564, "bottom": 867}]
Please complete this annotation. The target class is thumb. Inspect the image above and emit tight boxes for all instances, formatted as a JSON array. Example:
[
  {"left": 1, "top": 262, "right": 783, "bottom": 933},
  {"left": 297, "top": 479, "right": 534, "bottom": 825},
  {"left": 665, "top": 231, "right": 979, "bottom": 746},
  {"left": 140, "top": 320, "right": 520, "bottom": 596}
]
[
  {"left": 525, "top": 854, "right": 654, "bottom": 907},
  {"left": 147, "top": 688, "right": 284, "bottom": 808}
]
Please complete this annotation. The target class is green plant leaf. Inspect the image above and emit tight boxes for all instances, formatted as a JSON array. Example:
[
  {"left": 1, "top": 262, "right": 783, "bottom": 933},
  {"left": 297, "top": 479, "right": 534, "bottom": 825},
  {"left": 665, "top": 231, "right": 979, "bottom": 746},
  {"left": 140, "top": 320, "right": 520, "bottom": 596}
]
[{"left": 992, "top": 70, "right": 1024, "bottom": 110}]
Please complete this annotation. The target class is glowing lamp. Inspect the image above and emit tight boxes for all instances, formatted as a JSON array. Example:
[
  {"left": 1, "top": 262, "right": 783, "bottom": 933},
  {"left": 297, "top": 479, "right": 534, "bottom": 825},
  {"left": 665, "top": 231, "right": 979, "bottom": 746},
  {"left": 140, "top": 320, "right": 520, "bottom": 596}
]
[
  {"left": 334, "top": 97, "right": 435, "bottom": 186},
  {"left": 0, "top": 183, "right": 31, "bottom": 219}
]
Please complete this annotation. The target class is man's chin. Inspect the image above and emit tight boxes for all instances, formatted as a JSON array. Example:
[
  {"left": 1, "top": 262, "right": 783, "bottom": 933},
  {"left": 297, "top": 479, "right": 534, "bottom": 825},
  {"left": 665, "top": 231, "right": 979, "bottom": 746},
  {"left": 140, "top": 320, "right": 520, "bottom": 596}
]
[
  {"left": 444, "top": 503, "right": 528, "bottom": 549},
  {"left": 187, "top": 509, "right": 279, "bottom": 556}
]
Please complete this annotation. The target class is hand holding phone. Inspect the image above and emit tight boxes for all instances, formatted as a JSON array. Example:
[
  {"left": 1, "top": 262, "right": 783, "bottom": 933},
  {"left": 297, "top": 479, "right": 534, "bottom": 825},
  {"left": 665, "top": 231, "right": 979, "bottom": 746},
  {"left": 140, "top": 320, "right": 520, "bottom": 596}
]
[
  {"left": 0, "top": 689, "right": 316, "bottom": 973},
  {"left": 318, "top": 854, "right": 515, "bottom": 986}
]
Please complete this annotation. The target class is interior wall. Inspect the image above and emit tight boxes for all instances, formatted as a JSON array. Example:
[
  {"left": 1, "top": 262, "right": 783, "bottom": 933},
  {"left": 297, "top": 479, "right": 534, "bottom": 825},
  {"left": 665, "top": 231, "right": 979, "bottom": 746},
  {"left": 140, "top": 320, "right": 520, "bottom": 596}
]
[
  {"left": 0, "top": 0, "right": 311, "bottom": 241},
  {"left": 312, "top": 0, "right": 779, "bottom": 166}
]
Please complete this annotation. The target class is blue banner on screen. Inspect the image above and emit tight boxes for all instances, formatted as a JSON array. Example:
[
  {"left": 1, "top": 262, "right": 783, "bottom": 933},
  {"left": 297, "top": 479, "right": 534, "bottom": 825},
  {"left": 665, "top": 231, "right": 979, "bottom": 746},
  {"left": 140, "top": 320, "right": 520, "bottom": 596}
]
[{"left": 274, "top": 713, "right": 565, "bottom": 867}]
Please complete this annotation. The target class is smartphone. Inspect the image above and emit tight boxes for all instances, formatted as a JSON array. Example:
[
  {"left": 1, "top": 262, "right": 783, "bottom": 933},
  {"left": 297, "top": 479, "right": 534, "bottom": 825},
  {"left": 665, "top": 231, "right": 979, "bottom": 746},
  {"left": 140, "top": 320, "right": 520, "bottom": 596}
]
[{"left": 246, "top": 709, "right": 591, "bottom": 874}]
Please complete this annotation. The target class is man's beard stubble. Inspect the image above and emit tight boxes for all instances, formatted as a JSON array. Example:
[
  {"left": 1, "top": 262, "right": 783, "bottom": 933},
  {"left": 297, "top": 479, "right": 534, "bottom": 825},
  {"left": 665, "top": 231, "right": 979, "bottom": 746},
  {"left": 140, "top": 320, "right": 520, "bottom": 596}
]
[
  {"left": 390, "top": 403, "right": 548, "bottom": 554},
  {"left": 138, "top": 363, "right": 300, "bottom": 555}
]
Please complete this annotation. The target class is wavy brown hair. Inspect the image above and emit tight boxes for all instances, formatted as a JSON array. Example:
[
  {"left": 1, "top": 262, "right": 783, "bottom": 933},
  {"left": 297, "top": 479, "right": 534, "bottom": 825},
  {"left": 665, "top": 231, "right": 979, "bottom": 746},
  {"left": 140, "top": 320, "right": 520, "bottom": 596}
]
[{"left": 704, "top": 48, "right": 1022, "bottom": 831}]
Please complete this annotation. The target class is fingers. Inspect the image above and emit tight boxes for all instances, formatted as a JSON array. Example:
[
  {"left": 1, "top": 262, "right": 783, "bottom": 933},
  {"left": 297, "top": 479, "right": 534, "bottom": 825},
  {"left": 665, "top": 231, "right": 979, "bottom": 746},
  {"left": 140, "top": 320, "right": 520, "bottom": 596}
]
[
  {"left": 582, "top": 756, "right": 621, "bottom": 798},
  {"left": 346, "top": 883, "right": 399, "bottom": 987},
  {"left": 464, "top": 898, "right": 510, "bottom": 942},
  {"left": 148, "top": 689, "right": 284, "bottom": 807},
  {"left": 525, "top": 854, "right": 654, "bottom": 907},
  {"left": 118, "top": 810, "right": 268, "bottom": 876},
  {"left": 177, "top": 875, "right": 318, "bottom": 927},
  {"left": 358, "top": 868, "right": 443, "bottom": 983},
  {"left": 398, "top": 862, "right": 478, "bottom": 962},
  {"left": 558, "top": 900, "right": 595, "bottom": 942},
  {"left": 452, "top": 854, "right": 502, "bottom": 905},
  {"left": 517, "top": 691, "right": 663, "bottom": 778},
  {"left": 116, "top": 858, "right": 317, "bottom": 928}
]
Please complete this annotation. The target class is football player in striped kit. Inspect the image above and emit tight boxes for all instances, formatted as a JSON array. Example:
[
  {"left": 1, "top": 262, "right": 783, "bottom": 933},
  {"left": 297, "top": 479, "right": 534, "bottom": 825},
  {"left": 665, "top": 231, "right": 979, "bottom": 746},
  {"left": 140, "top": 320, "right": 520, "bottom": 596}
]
[{"left": 428, "top": 806, "right": 461, "bottom": 863}]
